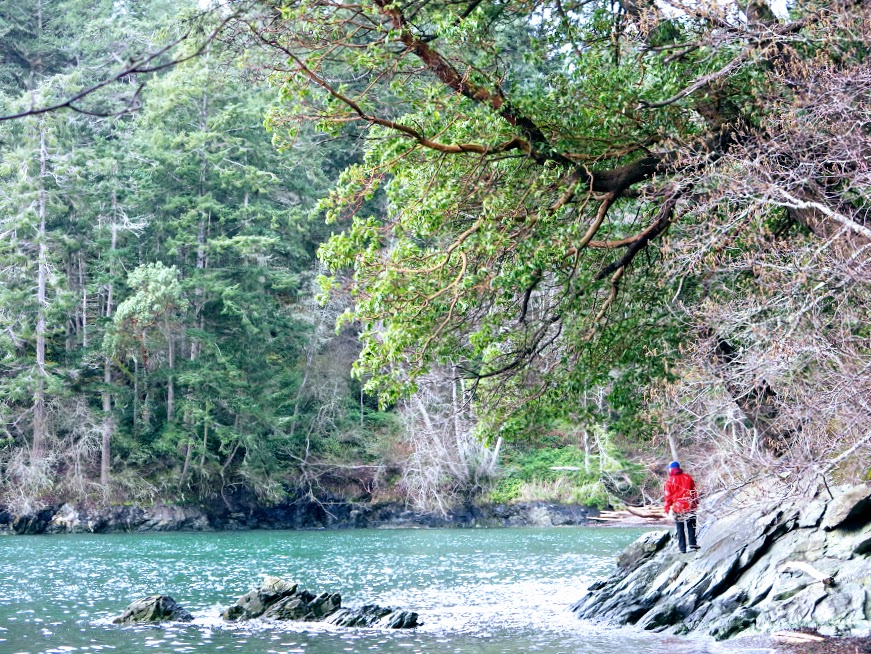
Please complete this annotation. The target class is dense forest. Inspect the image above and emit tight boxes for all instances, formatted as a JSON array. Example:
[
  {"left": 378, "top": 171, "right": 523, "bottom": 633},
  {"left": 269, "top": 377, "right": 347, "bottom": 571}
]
[{"left": 0, "top": 0, "right": 868, "bottom": 516}]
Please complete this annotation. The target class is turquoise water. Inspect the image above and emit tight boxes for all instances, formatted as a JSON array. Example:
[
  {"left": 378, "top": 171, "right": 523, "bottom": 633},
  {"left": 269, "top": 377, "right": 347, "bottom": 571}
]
[{"left": 0, "top": 527, "right": 772, "bottom": 654}]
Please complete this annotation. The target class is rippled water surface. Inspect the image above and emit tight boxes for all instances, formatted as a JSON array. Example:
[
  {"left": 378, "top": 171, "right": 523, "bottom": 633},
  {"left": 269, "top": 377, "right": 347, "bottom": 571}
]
[{"left": 0, "top": 527, "right": 773, "bottom": 654}]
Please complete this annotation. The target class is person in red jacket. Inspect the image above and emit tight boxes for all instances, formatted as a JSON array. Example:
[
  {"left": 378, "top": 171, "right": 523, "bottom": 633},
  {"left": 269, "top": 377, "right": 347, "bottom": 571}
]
[{"left": 663, "top": 461, "right": 700, "bottom": 553}]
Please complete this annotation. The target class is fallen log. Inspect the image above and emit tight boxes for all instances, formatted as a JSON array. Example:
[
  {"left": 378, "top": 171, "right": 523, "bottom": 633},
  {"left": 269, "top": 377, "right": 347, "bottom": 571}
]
[
  {"left": 772, "top": 631, "right": 827, "bottom": 644},
  {"left": 780, "top": 561, "right": 836, "bottom": 587},
  {"left": 624, "top": 505, "right": 666, "bottom": 519}
]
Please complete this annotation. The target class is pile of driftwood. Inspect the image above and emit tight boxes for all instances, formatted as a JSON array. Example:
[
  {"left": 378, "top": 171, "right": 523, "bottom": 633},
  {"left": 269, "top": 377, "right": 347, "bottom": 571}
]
[{"left": 588, "top": 506, "right": 667, "bottom": 524}]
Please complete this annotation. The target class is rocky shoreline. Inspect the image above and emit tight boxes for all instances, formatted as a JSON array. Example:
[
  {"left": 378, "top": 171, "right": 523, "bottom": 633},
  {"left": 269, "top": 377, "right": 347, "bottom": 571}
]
[
  {"left": 0, "top": 497, "right": 598, "bottom": 535},
  {"left": 573, "top": 482, "right": 871, "bottom": 642}
]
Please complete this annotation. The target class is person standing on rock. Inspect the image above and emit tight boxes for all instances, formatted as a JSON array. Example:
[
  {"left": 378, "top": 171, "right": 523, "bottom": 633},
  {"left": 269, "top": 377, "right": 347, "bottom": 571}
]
[{"left": 663, "top": 461, "right": 700, "bottom": 554}]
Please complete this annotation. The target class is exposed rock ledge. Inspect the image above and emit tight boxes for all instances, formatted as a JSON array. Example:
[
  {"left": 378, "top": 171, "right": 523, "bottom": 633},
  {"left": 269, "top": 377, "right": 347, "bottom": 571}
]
[{"left": 573, "top": 483, "right": 871, "bottom": 640}]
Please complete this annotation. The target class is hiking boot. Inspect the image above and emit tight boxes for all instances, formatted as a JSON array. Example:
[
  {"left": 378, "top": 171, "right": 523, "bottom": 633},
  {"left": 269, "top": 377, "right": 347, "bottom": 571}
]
[{"left": 690, "top": 545, "right": 700, "bottom": 551}]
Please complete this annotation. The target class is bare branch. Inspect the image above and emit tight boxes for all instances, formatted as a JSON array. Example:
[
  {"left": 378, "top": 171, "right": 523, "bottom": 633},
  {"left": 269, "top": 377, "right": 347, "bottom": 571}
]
[{"left": 0, "top": 10, "right": 240, "bottom": 122}]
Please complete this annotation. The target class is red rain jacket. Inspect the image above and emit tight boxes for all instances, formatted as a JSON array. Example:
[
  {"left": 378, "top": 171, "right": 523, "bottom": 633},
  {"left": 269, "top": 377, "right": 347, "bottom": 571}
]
[{"left": 663, "top": 469, "right": 699, "bottom": 514}]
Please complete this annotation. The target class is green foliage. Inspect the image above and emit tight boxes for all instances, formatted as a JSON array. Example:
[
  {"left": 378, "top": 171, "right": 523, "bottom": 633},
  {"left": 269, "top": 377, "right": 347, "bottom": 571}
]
[
  {"left": 263, "top": 0, "right": 728, "bottom": 437},
  {"left": 503, "top": 446, "right": 591, "bottom": 482},
  {"left": 489, "top": 436, "right": 646, "bottom": 508},
  {"left": 0, "top": 0, "right": 374, "bottom": 508},
  {"left": 488, "top": 478, "right": 524, "bottom": 504}
]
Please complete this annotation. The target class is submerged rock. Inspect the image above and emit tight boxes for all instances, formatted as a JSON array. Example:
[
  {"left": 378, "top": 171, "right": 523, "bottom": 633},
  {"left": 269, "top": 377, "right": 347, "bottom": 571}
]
[
  {"left": 113, "top": 595, "right": 193, "bottom": 624},
  {"left": 574, "top": 483, "right": 871, "bottom": 640},
  {"left": 223, "top": 576, "right": 419, "bottom": 628}
]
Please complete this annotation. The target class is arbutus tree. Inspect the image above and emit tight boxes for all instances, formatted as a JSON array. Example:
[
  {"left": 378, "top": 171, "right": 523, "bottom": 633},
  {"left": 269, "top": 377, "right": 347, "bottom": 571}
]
[{"left": 233, "top": 0, "right": 870, "bottom": 476}]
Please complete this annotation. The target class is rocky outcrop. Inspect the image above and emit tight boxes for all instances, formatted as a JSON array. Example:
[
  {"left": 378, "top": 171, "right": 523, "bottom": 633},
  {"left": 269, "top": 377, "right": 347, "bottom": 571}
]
[
  {"left": 12, "top": 506, "right": 58, "bottom": 534},
  {"left": 1, "top": 496, "right": 597, "bottom": 534},
  {"left": 573, "top": 483, "right": 871, "bottom": 640},
  {"left": 113, "top": 595, "right": 193, "bottom": 624},
  {"left": 223, "top": 576, "right": 419, "bottom": 628},
  {"left": 45, "top": 504, "right": 211, "bottom": 534}
]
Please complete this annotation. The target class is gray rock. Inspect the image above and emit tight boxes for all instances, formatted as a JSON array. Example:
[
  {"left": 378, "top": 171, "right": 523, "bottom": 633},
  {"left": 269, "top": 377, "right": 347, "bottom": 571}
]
[
  {"left": 1, "top": 497, "right": 599, "bottom": 534},
  {"left": 223, "top": 576, "right": 299, "bottom": 621},
  {"left": 574, "top": 483, "right": 871, "bottom": 640},
  {"left": 12, "top": 506, "right": 58, "bottom": 534},
  {"left": 821, "top": 485, "right": 871, "bottom": 531},
  {"left": 616, "top": 530, "right": 671, "bottom": 572},
  {"left": 46, "top": 504, "right": 87, "bottom": 534},
  {"left": 222, "top": 576, "right": 418, "bottom": 629},
  {"left": 708, "top": 606, "right": 759, "bottom": 640},
  {"left": 771, "top": 577, "right": 810, "bottom": 602},
  {"left": 262, "top": 591, "right": 341, "bottom": 621},
  {"left": 798, "top": 500, "right": 826, "bottom": 528},
  {"left": 326, "top": 605, "right": 420, "bottom": 628},
  {"left": 113, "top": 595, "right": 193, "bottom": 624},
  {"left": 637, "top": 601, "right": 683, "bottom": 631},
  {"left": 139, "top": 506, "right": 212, "bottom": 532}
]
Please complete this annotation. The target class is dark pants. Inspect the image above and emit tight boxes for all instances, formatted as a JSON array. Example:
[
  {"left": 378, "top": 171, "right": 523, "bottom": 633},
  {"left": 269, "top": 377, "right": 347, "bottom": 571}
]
[{"left": 674, "top": 513, "right": 697, "bottom": 552}]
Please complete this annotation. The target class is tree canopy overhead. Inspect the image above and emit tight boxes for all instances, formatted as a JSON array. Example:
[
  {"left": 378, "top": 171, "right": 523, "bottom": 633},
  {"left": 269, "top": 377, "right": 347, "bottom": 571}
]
[{"left": 232, "top": 0, "right": 870, "bottom": 478}]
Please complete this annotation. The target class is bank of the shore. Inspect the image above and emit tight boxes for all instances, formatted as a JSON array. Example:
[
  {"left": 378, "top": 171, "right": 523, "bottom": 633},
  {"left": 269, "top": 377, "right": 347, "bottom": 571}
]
[
  {"left": 574, "top": 482, "right": 871, "bottom": 644},
  {"left": 0, "top": 496, "right": 602, "bottom": 534}
]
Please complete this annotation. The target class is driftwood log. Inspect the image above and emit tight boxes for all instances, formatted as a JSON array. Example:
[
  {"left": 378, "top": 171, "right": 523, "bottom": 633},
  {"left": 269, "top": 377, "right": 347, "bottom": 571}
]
[{"left": 588, "top": 506, "right": 667, "bottom": 523}]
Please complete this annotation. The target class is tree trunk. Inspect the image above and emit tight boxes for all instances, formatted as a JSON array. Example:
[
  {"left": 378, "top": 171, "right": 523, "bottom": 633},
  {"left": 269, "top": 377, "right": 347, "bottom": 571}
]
[
  {"left": 167, "top": 328, "right": 175, "bottom": 423},
  {"left": 32, "top": 125, "right": 48, "bottom": 464},
  {"left": 80, "top": 252, "right": 87, "bottom": 348},
  {"left": 709, "top": 335, "right": 787, "bottom": 454},
  {"left": 191, "top": 84, "right": 209, "bottom": 361},
  {"left": 667, "top": 433, "right": 679, "bottom": 463},
  {"left": 583, "top": 430, "right": 592, "bottom": 475},
  {"left": 64, "top": 258, "right": 73, "bottom": 353},
  {"left": 451, "top": 363, "right": 463, "bottom": 453},
  {"left": 100, "top": 360, "right": 112, "bottom": 485},
  {"left": 198, "top": 400, "right": 209, "bottom": 476},
  {"left": 100, "top": 221, "right": 118, "bottom": 485},
  {"left": 133, "top": 357, "right": 140, "bottom": 441},
  {"left": 179, "top": 441, "right": 192, "bottom": 488},
  {"left": 190, "top": 213, "right": 204, "bottom": 361}
]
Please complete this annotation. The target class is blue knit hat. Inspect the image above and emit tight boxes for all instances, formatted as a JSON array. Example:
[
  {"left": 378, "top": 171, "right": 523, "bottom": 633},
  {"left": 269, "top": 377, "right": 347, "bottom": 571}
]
[{"left": 668, "top": 461, "right": 681, "bottom": 469}]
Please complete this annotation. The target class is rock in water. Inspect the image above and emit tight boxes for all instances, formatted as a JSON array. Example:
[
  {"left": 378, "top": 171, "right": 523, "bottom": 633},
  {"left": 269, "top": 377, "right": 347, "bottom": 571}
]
[
  {"left": 223, "top": 576, "right": 419, "bottom": 628},
  {"left": 223, "top": 575, "right": 299, "bottom": 620},
  {"left": 325, "top": 604, "right": 420, "bottom": 628},
  {"left": 262, "top": 590, "right": 342, "bottom": 621},
  {"left": 573, "top": 483, "right": 871, "bottom": 640},
  {"left": 113, "top": 595, "right": 193, "bottom": 624},
  {"left": 382, "top": 610, "right": 420, "bottom": 628}
]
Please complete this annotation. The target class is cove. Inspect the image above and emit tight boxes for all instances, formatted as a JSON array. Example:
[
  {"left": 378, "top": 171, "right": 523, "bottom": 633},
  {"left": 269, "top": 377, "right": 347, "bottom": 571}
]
[{"left": 0, "top": 527, "right": 774, "bottom": 654}]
